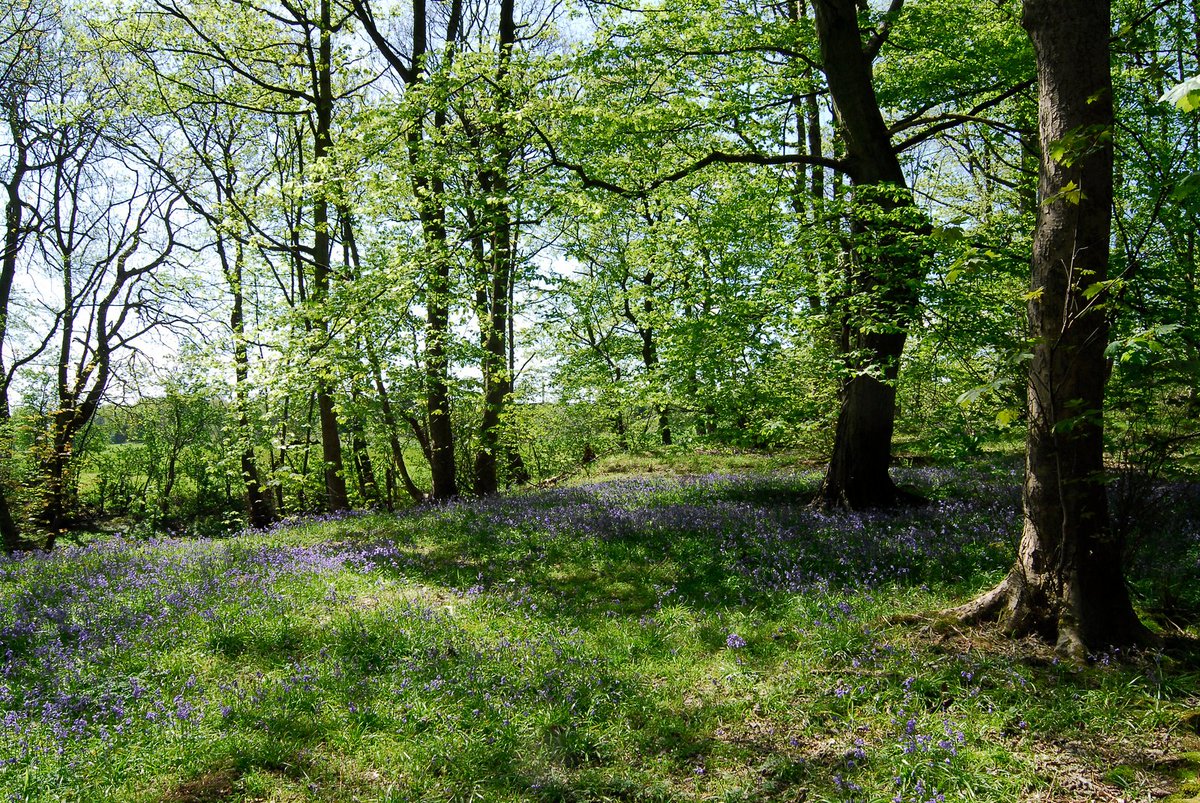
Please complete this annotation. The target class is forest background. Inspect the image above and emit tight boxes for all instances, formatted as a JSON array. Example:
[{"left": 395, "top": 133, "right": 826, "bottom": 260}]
[
  {"left": 8, "top": 0, "right": 1200, "bottom": 798},
  {"left": 1, "top": 0, "right": 1198, "bottom": 561}
]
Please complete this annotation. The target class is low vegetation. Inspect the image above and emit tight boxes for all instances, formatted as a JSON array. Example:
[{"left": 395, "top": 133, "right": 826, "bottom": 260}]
[{"left": 3, "top": 461, "right": 1198, "bottom": 802}]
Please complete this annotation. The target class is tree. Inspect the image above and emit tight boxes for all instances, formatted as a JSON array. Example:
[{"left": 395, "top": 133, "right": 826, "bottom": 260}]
[
  {"left": 949, "top": 0, "right": 1152, "bottom": 658},
  {"left": 34, "top": 129, "right": 182, "bottom": 549},
  {"left": 810, "top": 0, "right": 931, "bottom": 507},
  {"left": 1, "top": 0, "right": 58, "bottom": 550},
  {"left": 551, "top": 0, "right": 1032, "bottom": 506},
  {"left": 353, "top": 0, "right": 464, "bottom": 501},
  {"left": 129, "top": 0, "right": 360, "bottom": 513}
]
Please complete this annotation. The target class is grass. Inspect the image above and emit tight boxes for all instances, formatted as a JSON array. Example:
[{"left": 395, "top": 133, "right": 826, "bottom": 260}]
[{"left": 1, "top": 462, "right": 1199, "bottom": 802}]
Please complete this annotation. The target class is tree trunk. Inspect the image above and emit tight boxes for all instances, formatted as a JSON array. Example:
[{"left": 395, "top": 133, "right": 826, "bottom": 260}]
[
  {"left": 622, "top": 269, "right": 672, "bottom": 447},
  {"left": 2, "top": 147, "right": 30, "bottom": 550},
  {"left": 421, "top": 187, "right": 459, "bottom": 501},
  {"left": 0, "top": 491, "right": 23, "bottom": 553},
  {"left": 473, "top": 0, "right": 520, "bottom": 496},
  {"left": 949, "top": 0, "right": 1151, "bottom": 659},
  {"left": 312, "top": 0, "right": 349, "bottom": 512},
  {"left": 812, "top": 0, "right": 927, "bottom": 508},
  {"left": 366, "top": 344, "right": 427, "bottom": 503},
  {"left": 352, "top": 0, "right": 463, "bottom": 503},
  {"left": 349, "top": 418, "right": 380, "bottom": 506},
  {"left": 222, "top": 238, "right": 274, "bottom": 529},
  {"left": 347, "top": 385, "right": 380, "bottom": 506}
]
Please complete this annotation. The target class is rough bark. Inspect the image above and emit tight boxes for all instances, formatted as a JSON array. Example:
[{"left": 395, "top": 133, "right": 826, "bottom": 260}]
[
  {"left": 948, "top": 0, "right": 1152, "bottom": 659},
  {"left": 812, "top": 0, "right": 927, "bottom": 508},
  {"left": 421, "top": 181, "right": 458, "bottom": 501},
  {"left": 406, "top": 0, "right": 462, "bottom": 501}
]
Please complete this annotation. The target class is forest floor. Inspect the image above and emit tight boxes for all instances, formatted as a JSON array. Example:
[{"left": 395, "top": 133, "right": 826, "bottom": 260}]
[{"left": 2, "top": 457, "right": 1200, "bottom": 802}]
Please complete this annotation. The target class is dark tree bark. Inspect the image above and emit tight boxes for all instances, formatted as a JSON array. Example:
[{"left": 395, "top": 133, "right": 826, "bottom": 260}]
[
  {"left": 1, "top": 136, "right": 28, "bottom": 551},
  {"left": 348, "top": 413, "right": 380, "bottom": 506},
  {"left": 1, "top": 11, "right": 47, "bottom": 551},
  {"left": 621, "top": 265, "right": 672, "bottom": 447},
  {"left": 471, "top": 0, "right": 534, "bottom": 494},
  {"left": 311, "top": 0, "right": 350, "bottom": 512},
  {"left": 948, "top": 0, "right": 1152, "bottom": 659},
  {"left": 812, "top": 0, "right": 928, "bottom": 508}
]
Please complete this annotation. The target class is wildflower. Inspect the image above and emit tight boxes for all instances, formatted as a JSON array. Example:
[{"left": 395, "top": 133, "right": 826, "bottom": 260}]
[{"left": 725, "top": 633, "right": 747, "bottom": 649}]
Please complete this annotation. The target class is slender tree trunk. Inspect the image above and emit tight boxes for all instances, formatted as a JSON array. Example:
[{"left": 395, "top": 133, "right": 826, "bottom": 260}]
[
  {"left": 347, "top": 386, "right": 380, "bottom": 506},
  {"left": 221, "top": 238, "right": 274, "bottom": 528},
  {"left": 949, "top": 0, "right": 1151, "bottom": 658},
  {"left": 273, "top": 396, "right": 289, "bottom": 514},
  {"left": 351, "top": 0, "right": 462, "bottom": 500},
  {"left": 42, "top": 432, "right": 70, "bottom": 550},
  {"left": 0, "top": 492, "right": 21, "bottom": 553},
  {"left": 622, "top": 270, "right": 671, "bottom": 447},
  {"left": 159, "top": 411, "right": 181, "bottom": 517},
  {"left": 297, "top": 391, "right": 317, "bottom": 512},
  {"left": 366, "top": 343, "right": 426, "bottom": 503},
  {"left": 812, "top": 0, "right": 928, "bottom": 508},
  {"left": 349, "top": 421, "right": 379, "bottom": 506}
]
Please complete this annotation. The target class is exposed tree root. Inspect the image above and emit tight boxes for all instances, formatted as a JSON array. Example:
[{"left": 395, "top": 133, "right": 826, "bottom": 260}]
[{"left": 943, "top": 570, "right": 1159, "bottom": 664}]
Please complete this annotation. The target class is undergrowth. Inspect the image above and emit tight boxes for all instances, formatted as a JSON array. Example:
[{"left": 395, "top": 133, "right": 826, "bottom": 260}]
[{"left": 1, "top": 464, "right": 1198, "bottom": 801}]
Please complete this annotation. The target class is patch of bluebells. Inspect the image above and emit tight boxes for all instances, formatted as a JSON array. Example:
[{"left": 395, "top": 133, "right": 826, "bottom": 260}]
[
  {"left": 5, "top": 465, "right": 1180, "bottom": 793},
  {"left": 884, "top": 676, "right": 968, "bottom": 801},
  {"left": 339, "top": 466, "right": 1024, "bottom": 603},
  {"left": 0, "top": 531, "right": 630, "bottom": 784},
  {"left": 0, "top": 537, "right": 356, "bottom": 766},
  {"left": 0, "top": 468, "right": 1017, "bottom": 770}
]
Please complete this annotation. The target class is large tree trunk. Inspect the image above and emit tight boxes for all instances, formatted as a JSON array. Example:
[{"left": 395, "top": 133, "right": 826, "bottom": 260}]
[
  {"left": 421, "top": 186, "right": 459, "bottom": 501},
  {"left": 473, "top": 0, "right": 523, "bottom": 495},
  {"left": 811, "top": 0, "right": 927, "bottom": 508},
  {"left": 949, "top": 0, "right": 1151, "bottom": 659},
  {"left": 312, "top": 0, "right": 350, "bottom": 512}
]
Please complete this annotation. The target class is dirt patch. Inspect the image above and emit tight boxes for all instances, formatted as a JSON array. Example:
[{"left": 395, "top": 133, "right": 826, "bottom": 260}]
[{"left": 158, "top": 767, "right": 240, "bottom": 803}]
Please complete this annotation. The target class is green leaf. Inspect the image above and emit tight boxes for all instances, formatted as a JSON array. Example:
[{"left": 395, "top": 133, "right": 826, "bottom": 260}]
[
  {"left": 956, "top": 385, "right": 990, "bottom": 405},
  {"left": 996, "top": 408, "right": 1021, "bottom": 428},
  {"left": 931, "top": 225, "right": 966, "bottom": 243},
  {"left": 1160, "top": 75, "right": 1200, "bottom": 113},
  {"left": 1043, "top": 181, "right": 1084, "bottom": 206},
  {"left": 1170, "top": 172, "right": 1200, "bottom": 202}
]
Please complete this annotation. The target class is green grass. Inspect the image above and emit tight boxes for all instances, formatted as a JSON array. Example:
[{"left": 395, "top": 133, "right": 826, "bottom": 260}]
[{"left": 1, "top": 465, "right": 1198, "bottom": 802}]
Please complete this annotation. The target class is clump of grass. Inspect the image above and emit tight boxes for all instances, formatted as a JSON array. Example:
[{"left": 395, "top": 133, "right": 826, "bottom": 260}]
[{"left": 0, "top": 465, "right": 1197, "bottom": 801}]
